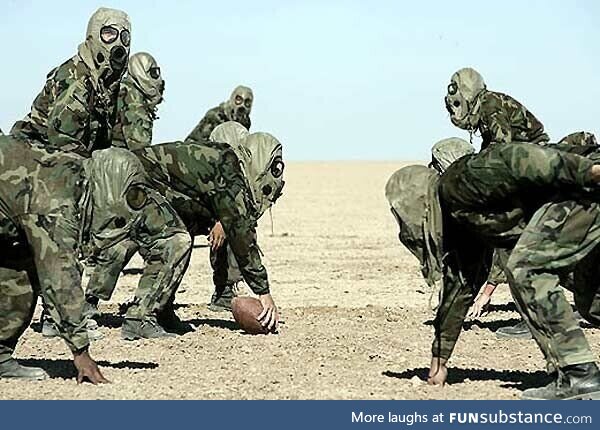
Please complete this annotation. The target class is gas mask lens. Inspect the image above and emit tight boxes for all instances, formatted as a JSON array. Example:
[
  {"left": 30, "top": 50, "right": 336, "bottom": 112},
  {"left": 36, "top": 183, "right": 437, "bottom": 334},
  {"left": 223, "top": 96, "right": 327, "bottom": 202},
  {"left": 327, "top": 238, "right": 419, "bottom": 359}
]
[
  {"left": 100, "top": 26, "right": 119, "bottom": 44},
  {"left": 120, "top": 29, "right": 131, "bottom": 46},
  {"left": 270, "top": 158, "right": 284, "bottom": 178},
  {"left": 447, "top": 82, "right": 458, "bottom": 96},
  {"left": 235, "top": 95, "right": 243, "bottom": 105},
  {"left": 244, "top": 99, "right": 252, "bottom": 108},
  {"left": 149, "top": 66, "right": 161, "bottom": 79}
]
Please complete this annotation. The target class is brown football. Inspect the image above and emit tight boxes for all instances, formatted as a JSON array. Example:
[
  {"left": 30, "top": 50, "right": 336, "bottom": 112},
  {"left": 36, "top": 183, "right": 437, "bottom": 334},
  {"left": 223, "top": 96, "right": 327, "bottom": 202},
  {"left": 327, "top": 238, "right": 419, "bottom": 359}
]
[{"left": 232, "top": 297, "right": 269, "bottom": 335}]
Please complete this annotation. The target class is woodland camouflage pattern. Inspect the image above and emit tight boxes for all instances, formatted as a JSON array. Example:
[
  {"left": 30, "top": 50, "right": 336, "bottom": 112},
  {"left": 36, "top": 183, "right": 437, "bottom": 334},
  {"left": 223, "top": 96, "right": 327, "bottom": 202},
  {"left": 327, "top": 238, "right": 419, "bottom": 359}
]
[
  {"left": 475, "top": 91, "right": 549, "bottom": 149},
  {"left": 111, "top": 77, "right": 157, "bottom": 150},
  {"left": 432, "top": 143, "right": 600, "bottom": 366},
  {"left": 185, "top": 86, "right": 253, "bottom": 143},
  {"left": 133, "top": 141, "right": 270, "bottom": 295},
  {"left": 10, "top": 55, "right": 118, "bottom": 157},
  {"left": 0, "top": 135, "right": 89, "bottom": 358}
]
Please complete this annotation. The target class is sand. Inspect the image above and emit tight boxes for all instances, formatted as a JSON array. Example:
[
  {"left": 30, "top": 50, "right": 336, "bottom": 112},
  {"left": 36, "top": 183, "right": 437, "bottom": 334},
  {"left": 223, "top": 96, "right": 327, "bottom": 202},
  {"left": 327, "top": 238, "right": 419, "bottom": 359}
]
[{"left": 2, "top": 161, "right": 598, "bottom": 399}]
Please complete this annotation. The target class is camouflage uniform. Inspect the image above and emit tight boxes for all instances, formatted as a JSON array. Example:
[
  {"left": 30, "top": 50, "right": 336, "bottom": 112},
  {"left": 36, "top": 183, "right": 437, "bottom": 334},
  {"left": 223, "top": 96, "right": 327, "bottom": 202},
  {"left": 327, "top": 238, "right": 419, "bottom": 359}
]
[
  {"left": 10, "top": 8, "right": 131, "bottom": 157},
  {"left": 134, "top": 141, "right": 271, "bottom": 295},
  {"left": 445, "top": 68, "right": 549, "bottom": 149},
  {"left": 433, "top": 143, "right": 600, "bottom": 368},
  {"left": 185, "top": 86, "right": 253, "bottom": 143},
  {"left": 0, "top": 137, "right": 89, "bottom": 362},
  {"left": 112, "top": 52, "right": 165, "bottom": 151}
]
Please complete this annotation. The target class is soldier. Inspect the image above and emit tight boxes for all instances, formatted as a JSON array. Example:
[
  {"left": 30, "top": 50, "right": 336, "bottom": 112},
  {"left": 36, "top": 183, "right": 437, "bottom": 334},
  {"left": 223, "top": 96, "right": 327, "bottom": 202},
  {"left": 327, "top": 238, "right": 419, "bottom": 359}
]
[
  {"left": 386, "top": 143, "right": 600, "bottom": 399},
  {"left": 0, "top": 135, "right": 167, "bottom": 382},
  {"left": 11, "top": 7, "right": 131, "bottom": 157},
  {"left": 185, "top": 85, "right": 254, "bottom": 143},
  {"left": 112, "top": 52, "right": 165, "bottom": 150},
  {"left": 207, "top": 123, "right": 285, "bottom": 311},
  {"left": 84, "top": 131, "right": 282, "bottom": 331},
  {"left": 444, "top": 67, "right": 549, "bottom": 149}
]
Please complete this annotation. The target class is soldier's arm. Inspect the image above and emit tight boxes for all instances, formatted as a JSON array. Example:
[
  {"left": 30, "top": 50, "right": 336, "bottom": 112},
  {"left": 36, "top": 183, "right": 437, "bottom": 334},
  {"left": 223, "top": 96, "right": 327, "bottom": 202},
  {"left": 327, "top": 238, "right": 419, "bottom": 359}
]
[
  {"left": 486, "top": 110, "right": 513, "bottom": 145},
  {"left": 186, "top": 110, "right": 218, "bottom": 143},
  {"left": 121, "top": 104, "right": 153, "bottom": 151},
  {"left": 431, "top": 229, "right": 491, "bottom": 363},
  {"left": 19, "top": 214, "right": 89, "bottom": 353},
  {"left": 500, "top": 144, "right": 596, "bottom": 189},
  {"left": 46, "top": 77, "right": 91, "bottom": 153}
]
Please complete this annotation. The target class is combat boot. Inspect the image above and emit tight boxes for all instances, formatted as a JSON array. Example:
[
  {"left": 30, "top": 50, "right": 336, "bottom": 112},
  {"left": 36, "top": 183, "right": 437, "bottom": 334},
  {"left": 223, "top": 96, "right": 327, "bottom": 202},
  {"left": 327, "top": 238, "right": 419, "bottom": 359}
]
[
  {"left": 0, "top": 358, "right": 49, "bottom": 380},
  {"left": 42, "top": 314, "right": 103, "bottom": 341},
  {"left": 496, "top": 320, "right": 532, "bottom": 340},
  {"left": 157, "top": 307, "right": 194, "bottom": 334},
  {"left": 121, "top": 317, "right": 176, "bottom": 340},
  {"left": 522, "top": 362, "right": 600, "bottom": 400},
  {"left": 208, "top": 284, "right": 236, "bottom": 312},
  {"left": 83, "top": 295, "right": 101, "bottom": 320}
]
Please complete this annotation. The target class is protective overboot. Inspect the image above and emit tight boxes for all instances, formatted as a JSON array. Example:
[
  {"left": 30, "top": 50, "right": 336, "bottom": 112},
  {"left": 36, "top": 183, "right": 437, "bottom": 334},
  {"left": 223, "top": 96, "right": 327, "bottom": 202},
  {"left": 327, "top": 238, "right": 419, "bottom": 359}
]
[
  {"left": 208, "top": 284, "right": 236, "bottom": 312},
  {"left": 496, "top": 320, "right": 532, "bottom": 340},
  {"left": 0, "top": 358, "right": 48, "bottom": 380},
  {"left": 121, "top": 317, "right": 176, "bottom": 340},
  {"left": 522, "top": 363, "right": 600, "bottom": 400}
]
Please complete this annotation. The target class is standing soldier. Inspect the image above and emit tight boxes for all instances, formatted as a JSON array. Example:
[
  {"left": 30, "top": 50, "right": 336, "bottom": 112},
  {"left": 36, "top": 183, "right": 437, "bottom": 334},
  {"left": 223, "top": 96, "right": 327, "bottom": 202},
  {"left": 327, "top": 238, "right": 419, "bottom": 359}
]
[
  {"left": 11, "top": 7, "right": 131, "bottom": 157},
  {"left": 112, "top": 52, "right": 165, "bottom": 150},
  {"left": 185, "top": 85, "right": 254, "bottom": 143}
]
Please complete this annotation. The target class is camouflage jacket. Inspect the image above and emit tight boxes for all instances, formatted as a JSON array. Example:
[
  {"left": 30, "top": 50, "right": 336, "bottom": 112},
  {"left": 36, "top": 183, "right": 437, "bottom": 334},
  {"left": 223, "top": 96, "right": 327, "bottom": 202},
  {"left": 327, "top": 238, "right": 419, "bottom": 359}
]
[
  {"left": 433, "top": 143, "right": 597, "bottom": 360},
  {"left": 185, "top": 103, "right": 251, "bottom": 143},
  {"left": 133, "top": 141, "right": 269, "bottom": 294},
  {"left": 476, "top": 91, "right": 549, "bottom": 150},
  {"left": 112, "top": 77, "right": 156, "bottom": 150},
  {"left": 11, "top": 55, "right": 118, "bottom": 157},
  {"left": 0, "top": 136, "right": 89, "bottom": 352}
]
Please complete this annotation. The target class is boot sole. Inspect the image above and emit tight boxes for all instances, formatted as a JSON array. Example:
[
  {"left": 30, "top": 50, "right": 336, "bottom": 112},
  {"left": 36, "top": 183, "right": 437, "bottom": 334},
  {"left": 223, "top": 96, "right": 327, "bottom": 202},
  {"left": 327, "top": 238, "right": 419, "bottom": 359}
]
[
  {"left": 208, "top": 304, "right": 232, "bottom": 313},
  {"left": 121, "top": 330, "right": 176, "bottom": 340},
  {"left": 496, "top": 332, "right": 533, "bottom": 340},
  {"left": 0, "top": 372, "right": 49, "bottom": 381}
]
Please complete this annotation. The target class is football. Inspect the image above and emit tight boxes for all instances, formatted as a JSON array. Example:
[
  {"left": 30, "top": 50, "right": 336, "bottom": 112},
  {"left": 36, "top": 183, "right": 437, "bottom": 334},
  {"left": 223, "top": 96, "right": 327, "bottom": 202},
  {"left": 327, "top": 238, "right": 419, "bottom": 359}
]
[{"left": 232, "top": 297, "right": 269, "bottom": 335}]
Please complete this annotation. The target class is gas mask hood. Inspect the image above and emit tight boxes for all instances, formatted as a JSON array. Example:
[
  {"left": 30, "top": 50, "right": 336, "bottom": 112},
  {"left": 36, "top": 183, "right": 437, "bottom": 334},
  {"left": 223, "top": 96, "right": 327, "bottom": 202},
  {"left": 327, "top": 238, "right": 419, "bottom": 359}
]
[
  {"left": 445, "top": 67, "right": 486, "bottom": 131},
  {"left": 429, "top": 137, "right": 474, "bottom": 174},
  {"left": 128, "top": 52, "right": 165, "bottom": 107},
  {"left": 78, "top": 7, "right": 131, "bottom": 90},
  {"left": 226, "top": 85, "right": 254, "bottom": 124},
  {"left": 210, "top": 123, "right": 284, "bottom": 218}
]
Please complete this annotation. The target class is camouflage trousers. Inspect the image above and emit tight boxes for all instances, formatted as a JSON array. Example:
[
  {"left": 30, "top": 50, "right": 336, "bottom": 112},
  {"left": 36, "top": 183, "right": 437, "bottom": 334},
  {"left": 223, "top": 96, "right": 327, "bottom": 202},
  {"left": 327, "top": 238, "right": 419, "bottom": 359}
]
[
  {"left": 505, "top": 201, "right": 600, "bottom": 372},
  {"left": 87, "top": 233, "right": 192, "bottom": 321},
  {"left": 210, "top": 240, "right": 242, "bottom": 289},
  {"left": 0, "top": 241, "right": 38, "bottom": 363},
  {"left": 84, "top": 189, "right": 193, "bottom": 321}
]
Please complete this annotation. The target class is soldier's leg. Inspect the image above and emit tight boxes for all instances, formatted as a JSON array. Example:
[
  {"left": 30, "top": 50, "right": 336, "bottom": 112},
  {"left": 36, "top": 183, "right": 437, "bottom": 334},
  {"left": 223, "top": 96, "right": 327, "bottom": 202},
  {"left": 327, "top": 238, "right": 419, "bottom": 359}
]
[
  {"left": 0, "top": 264, "right": 48, "bottom": 380},
  {"left": 572, "top": 245, "right": 600, "bottom": 326},
  {"left": 209, "top": 241, "right": 239, "bottom": 312},
  {"left": 122, "top": 232, "right": 192, "bottom": 339},
  {"left": 86, "top": 240, "right": 140, "bottom": 304},
  {"left": 506, "top": 202, "right": 600, "bottom": 399}
]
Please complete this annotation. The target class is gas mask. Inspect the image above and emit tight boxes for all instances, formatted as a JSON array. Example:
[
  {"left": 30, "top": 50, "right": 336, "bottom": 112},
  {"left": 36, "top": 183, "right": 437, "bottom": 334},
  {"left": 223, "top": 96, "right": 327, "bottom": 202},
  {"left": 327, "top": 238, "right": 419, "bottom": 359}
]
[
  {"left": 79, "top": 7, "right": 131, "bottom": 89},
  {"left": 81, "top": 148, "right": 151, "bottom": 255},
  {"left": 128, "top": 52, "right": 165, "bottom": 107},
  {"left": 385, "top": 165, "right": 443, "bottom": 295},
  {"left": 210, "top": 123, "right": 284, "bottom": 218},
  {"left": 226, "top": 85, "right": 253, "bottom": 124},
  {"left": 429, "top": 137, "right": 474, "bottom": 174},
  {"left": 444, "top": 68, "right": 486, "bottom": 131}
]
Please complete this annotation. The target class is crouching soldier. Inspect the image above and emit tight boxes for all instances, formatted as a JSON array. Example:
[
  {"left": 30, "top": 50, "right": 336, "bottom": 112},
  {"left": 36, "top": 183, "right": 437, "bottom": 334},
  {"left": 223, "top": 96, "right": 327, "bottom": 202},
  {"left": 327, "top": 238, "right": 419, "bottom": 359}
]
[
  {"left": 0, "top": 136, "right": 171, "bottom": 382},
  {"left": 387, "top": 142, "right": 600, "bottom": 399}
]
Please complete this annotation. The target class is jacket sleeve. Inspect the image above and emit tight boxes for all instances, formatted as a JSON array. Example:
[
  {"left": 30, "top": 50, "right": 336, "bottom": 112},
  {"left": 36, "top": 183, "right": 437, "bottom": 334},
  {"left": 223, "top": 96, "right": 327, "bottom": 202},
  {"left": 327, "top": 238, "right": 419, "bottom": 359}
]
[
  {"left": 20, "top": 213, "right": 89, "bottom": 353},
  {"left": 120, "top": 104, "right": 153, "bottom": 151},
  {"left": 46, "top": 77, "right": 92, "bottom": 154},
  {"left": 432, "top": 226, "right": 491, "bottom": 360}
]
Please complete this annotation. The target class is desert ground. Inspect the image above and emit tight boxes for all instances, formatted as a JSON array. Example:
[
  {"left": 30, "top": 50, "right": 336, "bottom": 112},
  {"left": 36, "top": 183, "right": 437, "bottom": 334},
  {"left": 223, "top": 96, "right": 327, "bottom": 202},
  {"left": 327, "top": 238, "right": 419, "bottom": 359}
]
[{"left": 2, "top": 161, "right": 599, "bottom": 400}]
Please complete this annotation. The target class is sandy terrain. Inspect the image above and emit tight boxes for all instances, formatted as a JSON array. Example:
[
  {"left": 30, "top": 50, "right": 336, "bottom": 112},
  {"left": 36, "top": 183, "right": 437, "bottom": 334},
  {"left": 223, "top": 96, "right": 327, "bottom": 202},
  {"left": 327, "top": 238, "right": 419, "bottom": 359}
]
[{"left": 2, "top": 161, "right": 599, "bottom": 399}]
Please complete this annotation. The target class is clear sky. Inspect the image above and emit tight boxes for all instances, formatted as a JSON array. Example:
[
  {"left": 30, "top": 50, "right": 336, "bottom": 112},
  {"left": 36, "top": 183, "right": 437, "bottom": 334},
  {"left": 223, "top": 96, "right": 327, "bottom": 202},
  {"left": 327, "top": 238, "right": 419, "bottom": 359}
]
[{"left": 1, "top": 0, "right": 598, "bottom": 160}]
